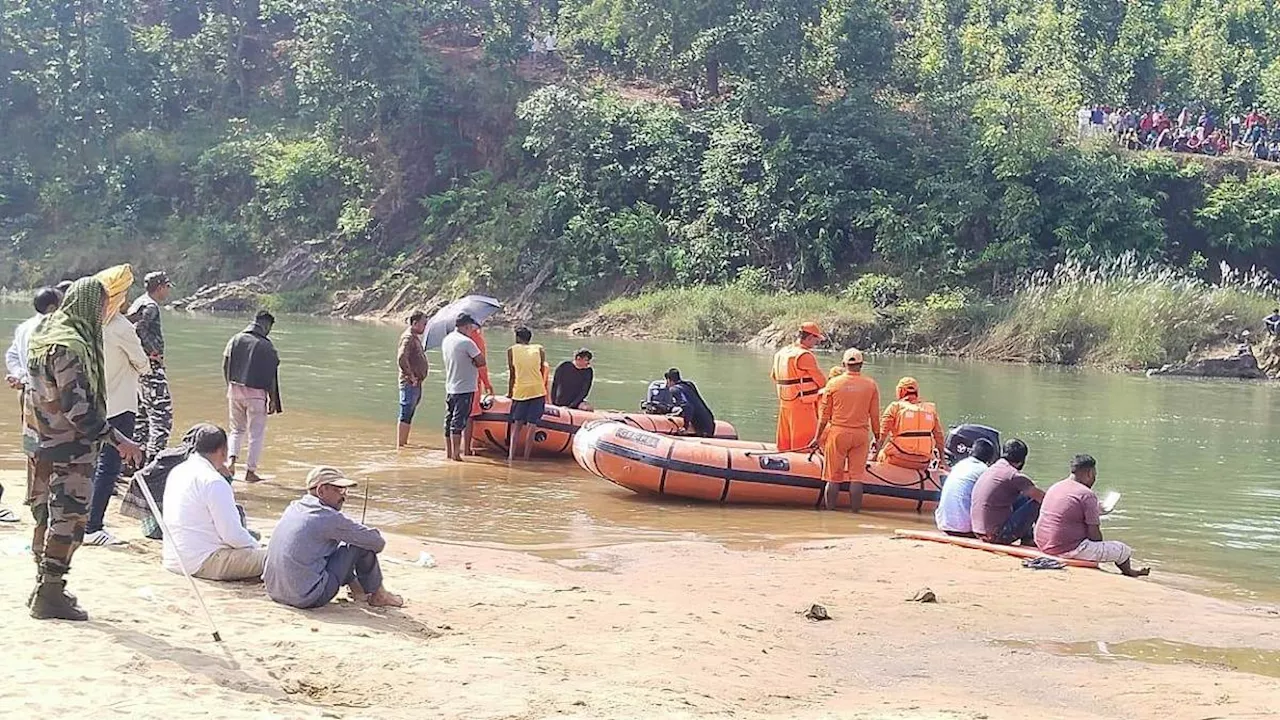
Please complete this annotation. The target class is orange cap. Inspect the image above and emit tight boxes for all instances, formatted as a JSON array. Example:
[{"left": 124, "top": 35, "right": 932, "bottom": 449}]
[
  {"left": 800, "top": 322, "right": 826, "bottom": 340},
  {"left": 842, "top": 348, "right": 864, "bottom": 365},
  {"left": 896, "top": 376, "right": 919, "bottom": 399}
]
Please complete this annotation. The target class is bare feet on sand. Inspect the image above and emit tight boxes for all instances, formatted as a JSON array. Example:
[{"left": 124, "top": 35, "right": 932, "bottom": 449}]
[{"left": 368, "top": 588, "right": 405, "bottom": 608}]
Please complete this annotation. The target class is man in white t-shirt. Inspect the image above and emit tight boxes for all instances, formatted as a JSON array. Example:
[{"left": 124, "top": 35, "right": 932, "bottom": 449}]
[
  {"left": 440, "top": 314, "right": 486, "bottom": 461},
  {"left": 934, "top": 437, "right": 997, "bottom": 537},
  {"left": 2, "top": 286, "right": 63, "bottom": 523},
  {"left": 162, "top": 424, "right": 264, "bottom": 581}
]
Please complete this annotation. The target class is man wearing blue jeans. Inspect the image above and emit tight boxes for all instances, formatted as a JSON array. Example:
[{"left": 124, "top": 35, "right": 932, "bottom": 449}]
[
  {"left": 264, "top": 466, "right": 403, "bottom": 609},
  {"left": 86, "top": 266, "right": 150, "bottom": 546},
  {"left": 396, "top": 311, "right": 429, "bottom": 447},
  {"left": 970, "top": 439, "right": 1045, "bottom": 546}
]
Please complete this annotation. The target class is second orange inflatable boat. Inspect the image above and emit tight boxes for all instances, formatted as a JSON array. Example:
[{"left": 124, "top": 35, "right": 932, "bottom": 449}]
[
  {"left": 471, "top": 396, "right": 739, "bottom": 457},
  {"left": 573, "top": 420, "right": 943, "bottom": 512}
]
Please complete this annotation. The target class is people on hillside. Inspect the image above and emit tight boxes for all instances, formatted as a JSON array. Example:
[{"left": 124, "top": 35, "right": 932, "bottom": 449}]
[
  {"left": 1035, "top": 455, "right": 1150, "bottom": 577},
  {"left": 771, "top": 322, "right": 827, "bottom": 452},
  {"left": 25, "top": 277, "right": 144, "bottom": 620},
  {"left": 876, "top": 377, "right": 946, "bottom": 471},
  {"left": 551, "top": 348, "right": 595, "bottom": 411},
  {"left": 809, "top": 348, "right": 880, "bottom": 512},
  {"left": 663, "top": 368, "right": 715, "bottom": 437},
  {"left": 934, "top": 437, "right": 997, "bottom": 537},
  {"left": 506, "top": 326, "right": 547, "bottom": 462},
  {"left": 162, "top": 425, "right": 264, "bottom": 581},
  {"left": 223, "top": 310, "right": 282, "bottom": 483},
  {"left": 1264, "top": 308, "right": 1280, "bottom": 335},
  {"left": 264, "top": 466, "right": 403, "bottom": 609},
  {"left": 461, "top": 321, "right": 494, "bottom": 456},
  {"left": 440, "top": 314, "right": 486, "bottom": 461},
  {"left": 84, "top": 264, "right": 149, "bottom": 547},
  {"left": 396, "top": 311, "right": 429, "bottom": 448},
  {"left": 128, "top": 271, "right": 174, "bottom": 463},
  {"left": 970, "top": 439, "right": 1044, "bottom": 546}
]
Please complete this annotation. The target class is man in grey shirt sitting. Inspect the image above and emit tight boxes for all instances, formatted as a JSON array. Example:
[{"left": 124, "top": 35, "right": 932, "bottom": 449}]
[{"left": 264, "top": 466, "right": 404, "bottom": 609}]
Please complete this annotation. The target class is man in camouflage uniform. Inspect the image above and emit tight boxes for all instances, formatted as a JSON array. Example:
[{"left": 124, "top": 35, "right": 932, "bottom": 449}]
[
  {"left": 128, "top": 271, "right": 173, "bottom": 462},
  {"left": 25, "top": 277, "right": 143, "bottom": 620}
]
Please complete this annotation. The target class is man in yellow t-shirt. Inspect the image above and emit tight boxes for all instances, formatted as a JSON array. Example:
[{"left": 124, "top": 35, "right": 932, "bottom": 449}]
[{"left": 506, "top": 326, "right": 547, "bottom": 462}]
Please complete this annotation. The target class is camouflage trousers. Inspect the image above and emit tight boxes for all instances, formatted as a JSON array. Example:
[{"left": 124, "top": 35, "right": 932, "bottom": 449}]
[
  {"left": 26, "top": 456, "right": 96, "bottom": 579},
  {"left": 134, "top": 367, "right": 173, "bottom": 461}
]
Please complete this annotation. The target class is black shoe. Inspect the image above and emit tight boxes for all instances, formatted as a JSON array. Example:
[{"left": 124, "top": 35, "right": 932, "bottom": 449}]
[
  {"left": 27, "top": 575, "right": 77, "bottom": 608},
  {"left": 29, "top": 580, "right": 89, "bottom": 621}
]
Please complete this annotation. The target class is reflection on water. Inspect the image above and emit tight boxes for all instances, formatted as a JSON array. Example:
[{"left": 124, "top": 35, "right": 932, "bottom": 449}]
[
  {"left": 0, "top": 305, "right": 1277, "bottom": 597},
  {"left": 1000, "top": 638, "right": 1280, "bottom": 679}
]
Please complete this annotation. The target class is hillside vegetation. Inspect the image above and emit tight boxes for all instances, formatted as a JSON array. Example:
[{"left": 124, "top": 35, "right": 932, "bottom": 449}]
[{"left": 3, "top": 0, "right": 1280, "bottom": 340}]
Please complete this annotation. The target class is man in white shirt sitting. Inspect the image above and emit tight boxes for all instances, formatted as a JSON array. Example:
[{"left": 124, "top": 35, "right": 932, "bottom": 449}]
[{"left": 162, "top": 424, "right": 265, "bottom": 581}]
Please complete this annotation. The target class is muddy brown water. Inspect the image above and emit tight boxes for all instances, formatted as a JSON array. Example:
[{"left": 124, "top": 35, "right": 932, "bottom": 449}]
[{"left": 2, "top": 306, "right": 1279, "bottom": 602}]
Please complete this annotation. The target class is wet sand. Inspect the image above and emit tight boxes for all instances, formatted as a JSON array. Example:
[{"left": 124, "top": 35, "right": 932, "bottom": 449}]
[{"left": 2, "top": 470, "right": 1279, "bottom": 719}]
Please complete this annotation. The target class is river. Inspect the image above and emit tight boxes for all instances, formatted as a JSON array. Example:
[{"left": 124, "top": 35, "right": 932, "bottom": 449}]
[{"left": 1, "top": 305, "right": 1277, "bottom": 599}]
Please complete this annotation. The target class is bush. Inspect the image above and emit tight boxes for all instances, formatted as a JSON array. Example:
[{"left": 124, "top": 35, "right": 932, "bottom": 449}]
[{"left": 842, "top": 273, "right": 903, "bottom": 308}]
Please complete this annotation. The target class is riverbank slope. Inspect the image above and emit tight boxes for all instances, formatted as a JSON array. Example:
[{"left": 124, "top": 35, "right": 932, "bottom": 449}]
[{"left": 2, "top": 491, "right": 1278, "bottom": 718}]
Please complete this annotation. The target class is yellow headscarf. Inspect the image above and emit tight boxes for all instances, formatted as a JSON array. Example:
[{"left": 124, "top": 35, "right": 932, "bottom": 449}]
[{"left": 94, "top": 263, "right": 134, "bottom": 320}]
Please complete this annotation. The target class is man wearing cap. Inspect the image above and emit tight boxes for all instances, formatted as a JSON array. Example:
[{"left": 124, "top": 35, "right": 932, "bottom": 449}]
[
  {"left": 128, "top": 271, "right": 174, "bottom": 462},
  {"left": 161, "top": 424, "right": 264, "bottom": 580},
  {"left": 440, "top": 313, "right": 486, "bottom": 461},
  {"left": 810, "top": 349, "right": 880, "bottom": 512},
  {"left": 770, "top": 322, "right": 828, "bottom": 451},
  {"left": 264, "top": 466, "right": 404, "bottom": 609},
  {"left": 876, "top": 376, "right": 945, "bottom": 471}
]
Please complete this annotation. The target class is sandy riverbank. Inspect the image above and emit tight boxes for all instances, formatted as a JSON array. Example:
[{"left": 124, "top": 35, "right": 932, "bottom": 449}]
[{"left": 3, "top": 484, "right": 1280, "bottom": 719}]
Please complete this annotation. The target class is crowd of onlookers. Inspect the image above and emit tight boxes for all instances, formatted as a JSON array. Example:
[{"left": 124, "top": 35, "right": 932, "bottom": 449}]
[{"left": 1077, "top": 105, "right": 1280, "bottom": 162}]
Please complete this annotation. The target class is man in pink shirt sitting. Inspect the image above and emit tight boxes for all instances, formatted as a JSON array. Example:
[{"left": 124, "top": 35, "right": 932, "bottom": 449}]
[{"left": 1035, "top": 454, "right": 1150, "bottom": 578}]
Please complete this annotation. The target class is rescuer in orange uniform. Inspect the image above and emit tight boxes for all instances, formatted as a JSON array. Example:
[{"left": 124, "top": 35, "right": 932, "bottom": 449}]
[
  {"left": 770, "top": 322, "right": 828, "bottom": 451},
  {"left": 876, "top": 376, "right": 945, "bottom": 470},
  {"left": 809, "top": 348, "right": 880, "bottom": 512}
]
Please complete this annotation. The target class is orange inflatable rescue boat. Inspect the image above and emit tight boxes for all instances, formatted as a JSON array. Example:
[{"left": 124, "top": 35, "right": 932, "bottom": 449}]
[
  {"left": 573, "top": 420, "right": 942, "bottom": 512},
  {"left": 471, "top": 396, "right": 739, "bottom": 457}
]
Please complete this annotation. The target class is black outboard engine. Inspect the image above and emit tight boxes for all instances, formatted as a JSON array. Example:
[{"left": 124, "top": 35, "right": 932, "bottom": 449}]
[
  {"left": 944, "top": 424, "right": 1001, "bottom": 465},
  {"left": 640, "top": 380, "right": 675, "bottom": 414}
]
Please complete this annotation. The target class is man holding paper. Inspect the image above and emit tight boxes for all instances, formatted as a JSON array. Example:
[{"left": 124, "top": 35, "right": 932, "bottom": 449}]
[{"left": 1035, "top": 454, "right": 1150, "bottom": 577}]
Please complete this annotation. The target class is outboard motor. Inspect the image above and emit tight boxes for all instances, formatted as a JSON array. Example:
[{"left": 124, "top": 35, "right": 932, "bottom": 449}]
[
  {"left": 640, "top": 380, "right": 675, "bottom": 414},
  {"left": 944, "top": 424, "right": 1001, "bottom": 465}
]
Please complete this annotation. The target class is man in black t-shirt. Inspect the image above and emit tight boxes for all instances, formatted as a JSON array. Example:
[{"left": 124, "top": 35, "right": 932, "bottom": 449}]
[{"left": 551, "top": 348, "right": 594, "bottom": 410}]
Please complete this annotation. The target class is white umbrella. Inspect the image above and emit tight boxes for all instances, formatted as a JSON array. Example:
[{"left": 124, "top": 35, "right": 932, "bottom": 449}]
[{"left": 423, "top": 295, "right": 503, "bottom": 349}]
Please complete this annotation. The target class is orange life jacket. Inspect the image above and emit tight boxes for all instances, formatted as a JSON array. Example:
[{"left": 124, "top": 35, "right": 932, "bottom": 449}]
[
  {"left": 772, "top": 345, "right": 822, "bottom": 404},
  {"left": 886, "top": 400, "right": 938, "bottom": 465}
]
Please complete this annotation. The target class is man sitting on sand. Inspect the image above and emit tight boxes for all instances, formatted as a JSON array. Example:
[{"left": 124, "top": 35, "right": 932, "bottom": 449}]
[
  {"left": 264, "top": 466, "right": 403, "bottom": 609},
  {"left": 934, "top": 437, "right": 997, "bottom": 538},
  {"left": 162, "top": 424, "right": 265, "bottom": 581},
  {"left": 970, "top": 439, "right": 1044, "bottom": 546},
  {"left": 1035, "top": 454, "right": 1150, "bottom": 577}
]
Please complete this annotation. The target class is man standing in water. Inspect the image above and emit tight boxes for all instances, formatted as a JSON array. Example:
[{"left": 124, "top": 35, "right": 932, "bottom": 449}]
[
  {"left": 128, "top": 271, "right": 173, "bottom": 463},
  {"left": 506, "top": 326, "right": 546, "bottom": 462},
  {"left": 809, "top": 349, "right": 880, "bottom": 512},
  {"left": 224, "top": 310, "right": 282, "bottom": 483},
  {"left": 397, "top": 311, "right": 429, "bottom": 447},
  {"left": 441, "top": 314, "right": 485, "bottom": 461},
  {"left": 25, "top": 277, "right": 144, "bottom": 620},
  {"left": 1036, "top": 455, "right": 1150, "bottom": 577},
  {"left": 771, "top": 322, "right": 827, "bottom": 451}
]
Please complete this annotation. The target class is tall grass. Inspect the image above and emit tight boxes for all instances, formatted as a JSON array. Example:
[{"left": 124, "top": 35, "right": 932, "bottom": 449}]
[
  {"left": 598, "top": 285, "right": 879, "bottom": 344},
  {"left": 975, "top": 256, "right": 1277, "bottom": 368}
]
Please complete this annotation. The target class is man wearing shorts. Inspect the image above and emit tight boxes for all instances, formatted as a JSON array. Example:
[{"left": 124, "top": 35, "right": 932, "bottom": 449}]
[
  {"left": 440, "top": 314, "right": 485, "bottom": 461},
  {"left": 396, "top": 311, "right": 429, "bottom": 447},
  {"left": 1035, "top": 454, "right": 1151, "bottom": 577},
  {"left": 506, "top": 326, "right": 546, "bottom": 462}
]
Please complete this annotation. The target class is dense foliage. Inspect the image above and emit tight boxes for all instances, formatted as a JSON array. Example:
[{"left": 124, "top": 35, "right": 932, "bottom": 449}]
[{"left": 3, "top": 0, "right": 1280, "bottom": 307}]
